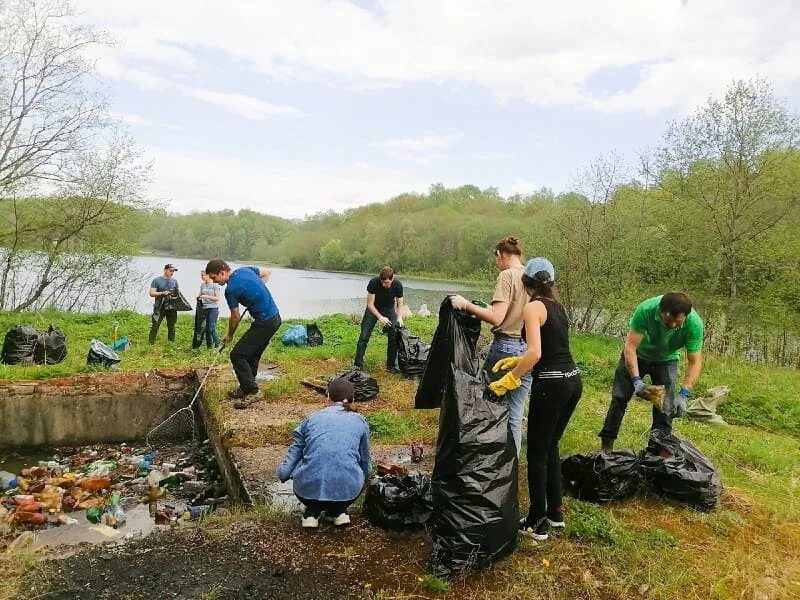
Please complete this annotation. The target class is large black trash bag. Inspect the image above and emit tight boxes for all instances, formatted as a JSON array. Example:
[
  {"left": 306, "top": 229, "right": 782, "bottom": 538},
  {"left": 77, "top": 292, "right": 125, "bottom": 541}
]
[
  {"left": 415, "top": 297, "right": 481, "bottom": 409},
  {"left": 1, "top": 325, "right": 40, "bottom": 364},
  {"left": 87, "top": 339, "right": 121, "bottom": 368},
  {"left": 638, "top": 430, "right": 722, "bottom": 511},
  {"left": 331, "top": 368, "right": 379, "bottom": 401},
  {"left": 395, "top": 326, "right": 430, "bottom": 377},
  {"left": 429, "top": 368, "right": 519, "bottom": 579},
  {"left": 33, "top": 325, "right": 67, "bottom": 365},
  {"left": 162, "top": 289, "right": 193, "bottom": 312},
  {"left": 363, "top": 473, "right": 434, "bottom": 530},
  {"left": 192, "top": 300, "right": 207, "bottom": 349},
  {"left": 561, "top": 450, "right": 640, "bottom": 503},
  {"left": 306, "top": 323, "right": 323, "bottom": 347}
]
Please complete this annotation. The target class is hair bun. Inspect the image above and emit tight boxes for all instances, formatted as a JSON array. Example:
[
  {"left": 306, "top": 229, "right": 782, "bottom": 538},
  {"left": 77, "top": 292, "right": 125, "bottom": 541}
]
[{"left": 507, "top": 236, "right": 519, "bottom": 245}]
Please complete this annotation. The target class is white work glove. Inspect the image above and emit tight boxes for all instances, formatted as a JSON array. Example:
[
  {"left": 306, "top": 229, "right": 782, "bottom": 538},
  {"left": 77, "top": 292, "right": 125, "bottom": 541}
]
[
  {"left": 378, "top": 316, "right": 391, "bottom": 327},
  {"left": 450, "top": 294, "right": 469, "bottom": 311}
]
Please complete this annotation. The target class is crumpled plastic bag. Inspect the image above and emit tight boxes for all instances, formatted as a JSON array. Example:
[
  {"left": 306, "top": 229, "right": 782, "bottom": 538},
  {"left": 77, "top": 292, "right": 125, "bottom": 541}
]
[
  {"left": 363, "top": 473, "right": 433, "bottom": 530},
  {"left": 561, "top": 450, "right": 640, "bottom": 503}
]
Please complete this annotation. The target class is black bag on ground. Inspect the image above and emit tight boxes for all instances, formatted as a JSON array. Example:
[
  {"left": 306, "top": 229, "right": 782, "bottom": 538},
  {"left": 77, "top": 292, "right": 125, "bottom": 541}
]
[
  {"left": 1, "top": 325, "right": 40, "bottom": 365},
  {"left": 192, "top": 300, "right": 206, "bottom": 349},
  {"left": 33, "top": 325, "right": 67, "bottom": 365},
  {"left": 638, "top": 430, "right": 722, "bottom": 511},
  {"left": 363, "top": 473, "right": 433, "bottom": 530},
  {"left": 561, "top": 450, "right": 640, "bottom": 503},
  {"left": 87, "top": 339, "right": 121, "bottom": 368},
  {"left": 415, "top": 297, "right": 481, "bottom": 409},
  {"left": 331, "top": 368, "right": 379, "bottom": 401},
  {"left": 306, "top": 323, "right": 323, "bottom": 347},
  {"left": 162, "top": 289, "right": 193, "bottom": 312},
  {"left": 395, "top": 326, "right": 430, "bottom": 377}
]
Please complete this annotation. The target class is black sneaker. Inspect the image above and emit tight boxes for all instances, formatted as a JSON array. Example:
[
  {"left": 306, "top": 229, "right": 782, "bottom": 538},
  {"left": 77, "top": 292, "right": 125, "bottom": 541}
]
[
  {"left": 547, "top": 506, "right": 565, "bottom": 529},
  {"left": 519, "top": 516, "right": 549, "bottom": 541}
]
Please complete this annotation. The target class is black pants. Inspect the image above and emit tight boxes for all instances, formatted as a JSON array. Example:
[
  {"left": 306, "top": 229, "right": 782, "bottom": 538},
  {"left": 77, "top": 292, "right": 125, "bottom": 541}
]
[
  {"left": 230, "top": 314, "right": 281, "bottom": 394},
  {"left": 296, "top": 495, "right": 356, "bottom": 518},
  {"left": 353, "top": 308, "right": 397, "bottom": 369},
  {"left": 598, "top": 355, "right": 678, "bottom": 442},
  {"left": 526, "top": 374, "right": 582, "bottom": 525},
  {"left": 149, "top": 309, "right": 177, "bottom": 344}
]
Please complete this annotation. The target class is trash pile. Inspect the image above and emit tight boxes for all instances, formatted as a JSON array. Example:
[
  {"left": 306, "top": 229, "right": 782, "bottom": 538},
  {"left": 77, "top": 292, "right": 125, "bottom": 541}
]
[
  {"left": 1, "top": 324, "right": 67, "bottom": 365},
  {"left": 1, "top": 440, "right": 228, "bottom": 539}
]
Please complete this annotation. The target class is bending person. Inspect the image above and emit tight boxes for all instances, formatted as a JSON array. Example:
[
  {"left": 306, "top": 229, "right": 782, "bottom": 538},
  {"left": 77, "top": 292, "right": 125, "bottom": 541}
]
[
  {"left": 449, "top": 236, "right": 532, "bottom": 454},
  {"left": 598, "top": 292, "right": 703, "bottom": 450},
  {"left": 205, "top": 259, "right": 282, "bottom": 409},
  {"left": 353, "top": 266, "right": 404, "bottom": 374},
  {"left": 489, "top": 257, "right": 582, "bottom": 541}
]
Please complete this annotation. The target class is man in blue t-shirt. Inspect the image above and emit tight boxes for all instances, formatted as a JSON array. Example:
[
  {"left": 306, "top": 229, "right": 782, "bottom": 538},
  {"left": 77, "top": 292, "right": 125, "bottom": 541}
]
[
  {"left": 205, "top": 258, "right": 282, "bottom": 409},
  {"left": 148, "top": 263, "right": 180, "bottom": 344},
  {"left": 353, "top": 266, "right": 404, "bottom": 373}
]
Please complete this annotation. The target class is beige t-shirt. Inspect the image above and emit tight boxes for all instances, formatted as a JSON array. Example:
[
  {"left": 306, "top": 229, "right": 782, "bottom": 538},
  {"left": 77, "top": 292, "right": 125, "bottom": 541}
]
[{"left": 491, "top": 265, "right": 528, "bottom": 337}]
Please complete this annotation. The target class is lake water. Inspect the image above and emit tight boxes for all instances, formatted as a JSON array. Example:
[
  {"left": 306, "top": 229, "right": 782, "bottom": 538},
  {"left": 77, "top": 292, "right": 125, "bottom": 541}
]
[{"left": 129, "top": 256, "right": 485, "bottom": 319}]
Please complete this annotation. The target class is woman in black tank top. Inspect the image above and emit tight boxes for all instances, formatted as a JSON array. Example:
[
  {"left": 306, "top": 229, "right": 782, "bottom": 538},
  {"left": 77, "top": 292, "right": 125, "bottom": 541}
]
[{"left": 488, "top": 257, "right": 582, "bottom": 541}]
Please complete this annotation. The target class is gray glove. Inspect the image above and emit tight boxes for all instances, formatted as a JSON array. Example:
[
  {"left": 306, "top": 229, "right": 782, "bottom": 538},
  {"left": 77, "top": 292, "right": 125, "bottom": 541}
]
[
  {"left": 632, "top": 376, "right": 648, "bottom": 400},
  {"left": 672, "top": 388, "right": 690, "bottom": 418}
]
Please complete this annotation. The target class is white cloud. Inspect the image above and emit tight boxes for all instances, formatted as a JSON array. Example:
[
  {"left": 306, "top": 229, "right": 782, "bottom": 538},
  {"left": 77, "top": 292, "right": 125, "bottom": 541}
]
[
  {"left": 180, "top": 87, "right": 305, "bottom": 119},
  {"left": 109, "top": 111, "right": 184, "bottom": 131},
  {"left": 370, "top": 131, "right": 463, "bottom": 164},
  {"left": 74, "top": 0, "right": 800, "bottom": 115}
]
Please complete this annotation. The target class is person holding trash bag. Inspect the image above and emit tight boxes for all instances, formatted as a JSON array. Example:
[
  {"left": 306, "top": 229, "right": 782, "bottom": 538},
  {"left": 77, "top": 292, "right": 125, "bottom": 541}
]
[
  {"left": 277, "top": 377, "right": 372, "bottom": 528},
  {"left": 353, "top": 266, "right": 405, "bottom": 373},
  {"left": 205, "top": 259, "right": 282, "bottom": 409},
  {"left": 148, "top": 263, "right": 180, "bottom": 344},
  {"left": 489, "top": 257, "right": 582, "bottom": 541},
  {"left": 193, "top": 270, "right": 221, "bottom": 349},
  {"left": 598, "top": 292, "right": 704, "bottom": 451},
  {"left": 449, "top": 236, "right": 532, "bottom": 454}
]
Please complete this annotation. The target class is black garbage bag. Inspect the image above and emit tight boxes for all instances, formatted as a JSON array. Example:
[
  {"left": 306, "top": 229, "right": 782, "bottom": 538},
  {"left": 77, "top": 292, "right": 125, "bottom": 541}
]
[
  {"left": 87, "top": 339, "right": 121, "bottom": 368},
  {"left": 415, "top": 297, "right": 481, "bottom": 409},
  {"left": 395, "top": 326, "right": 430, "bottom": 377},
  {"left": 162, "top": 289, "right": 193, "bottom": 311},
  {"left": 33, "top": 325, "right": 67, "bottom": 365},
  {"left": 429, "top": 367, "right": 519, "bottom": 579},
  {"left": 192, "top": 300, "right": 207, "bottom": 349},
  {"left": 331, "top": 368, "right": 379, "bottom": 401},
  {"left": 1, "top": 325, "right": 40, "bottom": 365},
  {"left": 561, "top": 450, "right": 640, "bottom": 503},
  {"left": 638, "top": 430, "right": 722, "bottom": 511},
  {"left": 363, "top": 473, "right": 433, "bottom": 530},
  {"left": 306, "top": 323, "right": 323, "bottom": 347}
]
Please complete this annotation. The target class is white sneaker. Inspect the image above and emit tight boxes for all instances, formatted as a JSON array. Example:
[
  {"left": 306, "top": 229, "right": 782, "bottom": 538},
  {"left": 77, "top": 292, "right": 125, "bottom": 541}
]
[
  {"left": 332, "top": 513, "right": 350, "bottom": 526},
  {"left": 301, "top": 516, "right": 319, "bottom": 528}
]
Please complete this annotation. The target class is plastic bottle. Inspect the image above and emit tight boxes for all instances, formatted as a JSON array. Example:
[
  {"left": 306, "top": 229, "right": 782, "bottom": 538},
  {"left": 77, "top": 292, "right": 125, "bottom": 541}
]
[
  {"left": 10, "top": 511, "right": 46, "bottom": 525},
  {"left": 107, "top": 492, "right": 126, "bottom": 527},
  {"left": 0, "top": 471, "right": 17, "bottom": 490},
  {"left": 85, "top": 506, "right": 103, "bottom": 524},
  {"left": 79, "top": 476, "right": 111, "bottom": 491}
]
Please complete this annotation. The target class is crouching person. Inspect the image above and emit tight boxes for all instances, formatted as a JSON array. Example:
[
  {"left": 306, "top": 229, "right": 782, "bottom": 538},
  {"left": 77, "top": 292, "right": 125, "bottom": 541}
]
[{"left": 277, "top": 378, "right": 372, "bottom": 528}]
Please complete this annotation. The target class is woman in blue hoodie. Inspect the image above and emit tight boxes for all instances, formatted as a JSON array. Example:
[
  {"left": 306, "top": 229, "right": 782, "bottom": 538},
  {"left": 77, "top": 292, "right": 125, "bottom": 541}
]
[{"left": 277, "top": 378, "right": 372, "bottom": 528}]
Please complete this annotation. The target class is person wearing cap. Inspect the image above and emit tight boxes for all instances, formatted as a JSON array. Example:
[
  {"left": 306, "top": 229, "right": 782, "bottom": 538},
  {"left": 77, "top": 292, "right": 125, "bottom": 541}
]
[
  {"left": 204, "top": 258, "right": 282, "bottom": 409},
  {"left": 148, "top": 263, "right": 180, "bottom": 344},
  {"left": 488, "top": 257, "right": 582, "bottom": 541},
  {"left": 353, "top": 266, "right": 404, "bottom": 374},
  {"left": 598, "top": 292, "right": 704, "bottom": 451},
  {"left": 449, "top": 236, "right": 532, "bottom": 454}
]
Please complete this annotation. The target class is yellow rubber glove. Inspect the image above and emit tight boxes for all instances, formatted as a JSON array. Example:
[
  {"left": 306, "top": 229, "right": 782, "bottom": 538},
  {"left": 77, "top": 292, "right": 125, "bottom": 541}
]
[
  {"left": 492, "top": 356, "right": 521, "bottom": 373},
  {"left": 488, "top": 371, "right": 522, "bottom": 396}
]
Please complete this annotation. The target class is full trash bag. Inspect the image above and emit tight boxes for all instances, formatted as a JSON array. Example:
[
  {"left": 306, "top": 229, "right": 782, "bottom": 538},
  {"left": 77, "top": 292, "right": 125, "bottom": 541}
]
[
  {"left": 331, "top": 368, "right": 379, "bottom": 401},
  {"left": 395, "top": 326, "right": 430, "bottom": 377},
  {"left": 363, "top": 473, "right": 433, "bottom": 530},
  {"left": 1, "top": 325, "right": 39, "bottom": 364},
  {"left": 561, "top": 450, "right": 640, "bottom": 503},
  {"left": 86, "top": 339, "right": 121, "bottom": 368},
  {"left": 162, "top": 289, "right": 193, "bottom": 312},
  {"left": 33, "top": 325, "right": 67, "bottom": 365},
  {"left": 192, "top": 300, "right": 207, "bottom": 349},
  {"left": 638, "top": 430, "right": 722, "bottom": 511},
  {"left": 429, "top": 368, "right": 519, "bottom": 579},
  {"left": 306, "top": 323, "right": 323, "bottom": 347},
  {"left": 281, "top": 324, "right": 308, "bottom": 346},
  {"left": 415, "top": 297, "right": 481, "bottom": 409}
]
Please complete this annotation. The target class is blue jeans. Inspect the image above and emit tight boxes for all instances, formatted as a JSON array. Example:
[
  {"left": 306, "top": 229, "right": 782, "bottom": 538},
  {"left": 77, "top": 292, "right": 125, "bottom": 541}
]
[
  {"left": 483, "top": 335, "right": 532, "bottom": 455},
  {"left": 204, "top": 307, "right": 220, "bottom": 348},
  {"left": 354, "top": 309, "right": 397, "bottom": 369},
  {"left": 599, "top": 355, "right": 678, "bottom": 442}
]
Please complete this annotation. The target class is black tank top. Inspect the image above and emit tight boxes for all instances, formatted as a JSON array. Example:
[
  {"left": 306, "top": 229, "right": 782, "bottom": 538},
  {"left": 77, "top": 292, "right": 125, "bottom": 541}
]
[{"left": 522, "top": 297, "right": 576, "bottom": 373}]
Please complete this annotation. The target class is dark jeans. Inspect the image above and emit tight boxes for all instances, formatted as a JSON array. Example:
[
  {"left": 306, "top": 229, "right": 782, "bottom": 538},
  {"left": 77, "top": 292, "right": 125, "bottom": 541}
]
[
  {"left": 204, "top": 307, "right": 220, "bottom": 348},
  {"left": 353, "top": 308, "right": 397, "bottom": 369},
  {"left": 230, "top": 314, "right": 281, "bottom": 394},
  {"left": 525, "top": 374, "right": 582, "bottom": 525},
  {"left": 149, "top": 309, "right": 177, "bottom": 344},
  {"left": 598, "top": 355, "right": 678, "bottom": 442},
  {"left": 296, "top": 495, "right": 357, "bottom": 518}
]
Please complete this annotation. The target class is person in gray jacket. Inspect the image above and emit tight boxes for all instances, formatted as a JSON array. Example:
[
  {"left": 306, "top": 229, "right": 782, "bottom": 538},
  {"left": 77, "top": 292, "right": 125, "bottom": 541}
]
[{"left": 277, "top": 378, "right": 372, "bottom": 528}]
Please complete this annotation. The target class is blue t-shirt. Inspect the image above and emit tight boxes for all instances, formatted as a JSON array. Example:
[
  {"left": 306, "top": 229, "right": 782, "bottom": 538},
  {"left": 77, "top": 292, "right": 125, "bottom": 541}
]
[
  {"left": 224, "top": 266, "right": 279, "bottom": 321},
  {"left": 150, "top": 276, "right": 179, "bottom": 310}
]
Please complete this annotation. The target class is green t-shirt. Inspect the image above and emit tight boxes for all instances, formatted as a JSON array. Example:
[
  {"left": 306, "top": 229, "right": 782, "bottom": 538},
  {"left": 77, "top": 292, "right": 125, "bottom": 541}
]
[{"left": 629, "top": 296, "right": 704, "bottom": 362}]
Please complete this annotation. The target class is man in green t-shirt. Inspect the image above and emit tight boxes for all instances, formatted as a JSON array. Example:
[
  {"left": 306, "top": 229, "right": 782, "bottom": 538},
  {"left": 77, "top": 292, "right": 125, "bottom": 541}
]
[{"left": 599, "top": 292, "right": 704, "bottom": 450}]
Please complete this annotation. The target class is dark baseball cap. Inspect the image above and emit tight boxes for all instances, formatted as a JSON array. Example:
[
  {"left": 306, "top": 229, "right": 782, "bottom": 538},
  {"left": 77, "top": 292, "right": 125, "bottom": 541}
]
[{"left": 164, "top": 263, "right": 178, "bottom": 271}]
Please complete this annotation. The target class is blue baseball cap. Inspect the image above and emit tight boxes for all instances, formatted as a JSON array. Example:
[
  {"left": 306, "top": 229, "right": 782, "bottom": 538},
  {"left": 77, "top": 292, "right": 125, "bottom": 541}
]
[{"left": 523, "top": 257, "right": 555, "bottom": 282}]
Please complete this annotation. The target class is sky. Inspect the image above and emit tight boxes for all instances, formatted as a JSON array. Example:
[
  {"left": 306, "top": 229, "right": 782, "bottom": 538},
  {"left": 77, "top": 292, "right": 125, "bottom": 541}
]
[{"left": 73, "top": 0, "right": 800, "bottom": 219}]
